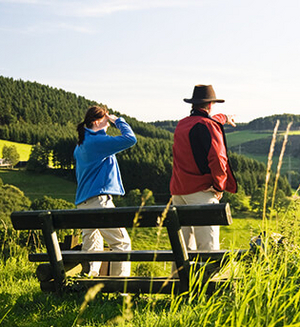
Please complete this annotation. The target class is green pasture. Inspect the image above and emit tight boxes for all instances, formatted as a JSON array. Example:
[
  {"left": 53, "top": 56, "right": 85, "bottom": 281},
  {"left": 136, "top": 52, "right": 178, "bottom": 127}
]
[
  {"left": 288, "top": 130, "right": 300, "bottom": 135},
  {"left": 0, "top": 139, "right": 32, "bottom": 161},
  {"left": 226, "top": 130, "right": 272, "bottom": 147},
  {"left": 0, "top": 168, "right": 76, "bottom": 203},
  {"left": 242, "top": 153, "right": 300, "bottom": 175},
  {"left": 227, "top": 129, "right": 300, "bottom": 148},
  {"left": 226, "top": 130, "right": 300, "bottom": 175}
]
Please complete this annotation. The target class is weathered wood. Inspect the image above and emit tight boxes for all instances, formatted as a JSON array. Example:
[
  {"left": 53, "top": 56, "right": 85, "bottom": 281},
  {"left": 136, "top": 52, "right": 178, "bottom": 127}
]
[
  {"left": 176, "top": 203, "right": 232, "bottom": 226},
  {"left": 41, "top": 277, "right": 181, "bottom": 294},
  {"left": 36, "top": 263, "right": 53, "bottom": 282},
  {"left": 164, "top": 208, "right": 190, "bottom": 292},
  {"left": 40, "top": 277, "right": 228, "bottom": 295},
  {"left": 11, "top": 202, "right": 235, "bottom": 295},
  {"left": 36, "top": 260, "right": 110, "bottom": 282},
  {"left": 11, "top": 203, "right": 232, "bottom": 230},
  {"left": 29, "top": 249, "right": 245, "bottom": 263},
  {"left": 39, "top": 212, "right": 66, "bottom": 292},
  {"left": 36, "top": 262, "right": 83, "bottom": 282},
  {"left": 59, "top": 235, "right": 80, "bottom": 250}
]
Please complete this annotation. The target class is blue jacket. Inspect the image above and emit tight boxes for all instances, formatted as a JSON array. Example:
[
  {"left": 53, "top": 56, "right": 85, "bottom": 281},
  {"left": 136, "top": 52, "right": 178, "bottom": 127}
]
[{"left": 74, "top": 117, "right": 137, "bottom": 205}]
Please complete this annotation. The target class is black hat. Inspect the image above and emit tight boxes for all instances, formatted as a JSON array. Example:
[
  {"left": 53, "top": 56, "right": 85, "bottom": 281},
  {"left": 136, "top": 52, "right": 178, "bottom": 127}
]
[{"left": 184, "top": 85, "right": 225, "bottom": 104}]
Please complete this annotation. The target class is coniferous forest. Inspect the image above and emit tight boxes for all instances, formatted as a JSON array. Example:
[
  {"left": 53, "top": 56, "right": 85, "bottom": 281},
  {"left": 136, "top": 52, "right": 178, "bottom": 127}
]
[{"left": 0, "top": 75, "right": 293, "bottom": 206}]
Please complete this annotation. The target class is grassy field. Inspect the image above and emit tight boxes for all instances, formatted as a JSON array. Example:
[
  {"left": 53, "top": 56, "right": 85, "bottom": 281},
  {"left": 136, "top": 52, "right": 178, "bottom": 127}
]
[
  {"left": 227, "top": 129, "right": 300, "bottom": 148},
  {"left": 0, "top": 139, "right": 32, "bottom": 161},
  {"left": 226, "top": 130, "right": 272, "bottom": 147},
  {"left": 243, "top": 153, "right": 300, "bottom": 175},
  {"left": 288, "top": 130, "right": 300, "bottom": 135},
  {"left": 226, "top": 130, "right": 300, "bottom": 175},
  {"left": 0, "top": 168, "right": 76, "bottom": 203}
]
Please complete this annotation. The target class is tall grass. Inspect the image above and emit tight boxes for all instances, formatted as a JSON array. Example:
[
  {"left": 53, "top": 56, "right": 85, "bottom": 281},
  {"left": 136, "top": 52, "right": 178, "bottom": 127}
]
[
  {"left": 271, "top": 122, "right": 293, "bottom": 213},
  {"left": 262, "top": 120, "right": 280, "bottom": 224}
]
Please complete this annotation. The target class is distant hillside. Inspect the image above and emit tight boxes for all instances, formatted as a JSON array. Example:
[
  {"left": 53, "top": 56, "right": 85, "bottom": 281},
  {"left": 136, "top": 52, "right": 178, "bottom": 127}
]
[
  {"left": 150, "top": 114, "right": 300, "bottom": 132},
  {"left": 248, "top": 115, "right": 300, "bottom": 130},
  {"left": 149, "top": 120, "right": 178, "bottom": 133},
  {"left": 0, "top": 76, "right": 172, "bottom": 143}
]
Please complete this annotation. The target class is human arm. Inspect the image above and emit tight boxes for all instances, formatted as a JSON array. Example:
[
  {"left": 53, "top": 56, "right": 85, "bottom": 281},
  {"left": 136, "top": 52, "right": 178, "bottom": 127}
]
[
  {"left": 99, "top": 116, "right": 137, "bottom": 156},
  {"left": 212, "top": 113, "right": 236, "bottom": 127}
]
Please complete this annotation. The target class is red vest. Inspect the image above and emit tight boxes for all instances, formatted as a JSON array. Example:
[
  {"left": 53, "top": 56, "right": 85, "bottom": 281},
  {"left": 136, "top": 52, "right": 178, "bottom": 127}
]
[{"left": 170, "top": 112, "right": 237, "bottom": 195}]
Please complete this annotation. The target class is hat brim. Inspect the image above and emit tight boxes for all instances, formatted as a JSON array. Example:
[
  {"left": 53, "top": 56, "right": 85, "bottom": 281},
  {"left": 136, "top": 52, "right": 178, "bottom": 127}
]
[{"left": 184, "top": 98, "right": 225, "bottom": 104}]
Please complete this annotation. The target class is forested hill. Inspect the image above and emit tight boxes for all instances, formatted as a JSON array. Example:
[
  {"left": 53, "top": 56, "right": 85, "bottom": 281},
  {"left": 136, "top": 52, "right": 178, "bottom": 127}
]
[
  {"left": 0, "top": 75, "right": 292, "bottom": 205},
  {"left": 0, "top": 75, "right": 173, "bottom": 143},
  {"left": 151, "top": 114, "right": 300, "bottom": 133}
]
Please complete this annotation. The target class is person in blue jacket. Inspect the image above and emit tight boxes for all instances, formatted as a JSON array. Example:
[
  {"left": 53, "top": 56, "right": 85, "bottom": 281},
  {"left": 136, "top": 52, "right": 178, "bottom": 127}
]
[{"left": 74, "top": 105, "right": 137, "bottom": 277}]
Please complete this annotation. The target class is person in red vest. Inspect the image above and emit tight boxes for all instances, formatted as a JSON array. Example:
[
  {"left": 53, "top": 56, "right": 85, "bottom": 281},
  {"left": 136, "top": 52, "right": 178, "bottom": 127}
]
[{"left": 170, "top": 84, "right": 237, "bottom": 252}]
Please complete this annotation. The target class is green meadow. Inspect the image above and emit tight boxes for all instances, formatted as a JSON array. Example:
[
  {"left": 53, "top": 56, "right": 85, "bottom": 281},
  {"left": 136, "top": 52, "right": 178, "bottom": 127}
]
[
  {"left": 0, "top": 168, "right": 76, "bottom": 203},
  {"left": 0, "top": 139, "right": 32, "bottom": 161},
  {"left": 226, "top": 130, "right": 273, "bottom": 147},
  {"left": 226, "top": 129, "right": 300, "bottom": 148},
  {"left": 226, "top": 130, "right": 300, "bottom": 175}
]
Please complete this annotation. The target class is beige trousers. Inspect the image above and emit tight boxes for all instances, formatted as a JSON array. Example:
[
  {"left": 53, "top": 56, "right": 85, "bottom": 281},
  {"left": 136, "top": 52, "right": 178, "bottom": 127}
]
[
  {"left": 172, "top": 191, "right": 220, "bottom": 251},
  {"left": 77, "top": 195, "right": 131, "bottom": 276}
]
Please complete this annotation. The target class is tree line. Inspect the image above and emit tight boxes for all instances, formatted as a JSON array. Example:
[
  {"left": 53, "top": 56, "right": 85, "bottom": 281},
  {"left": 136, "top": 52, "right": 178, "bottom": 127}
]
[{"left": 151, "top": 114, "right": 300, "bottom": 132}]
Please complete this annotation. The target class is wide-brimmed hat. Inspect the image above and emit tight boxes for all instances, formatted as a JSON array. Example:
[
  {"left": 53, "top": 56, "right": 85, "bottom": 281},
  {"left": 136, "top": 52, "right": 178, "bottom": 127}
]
[{"left": 183, "top": 84, "right": 225, "bottom": 104}]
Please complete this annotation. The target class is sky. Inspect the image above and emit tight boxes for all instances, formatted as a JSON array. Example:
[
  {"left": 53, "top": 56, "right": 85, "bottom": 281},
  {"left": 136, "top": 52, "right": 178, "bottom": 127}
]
[{"left": 0, "top": 0, "right": 300, "bottom": 123}]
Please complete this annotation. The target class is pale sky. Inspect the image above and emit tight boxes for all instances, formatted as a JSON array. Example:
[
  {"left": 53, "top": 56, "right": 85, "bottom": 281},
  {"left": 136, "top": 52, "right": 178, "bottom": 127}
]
[{"left": 0, "top": 0, "right": 299, "bottom": 123}]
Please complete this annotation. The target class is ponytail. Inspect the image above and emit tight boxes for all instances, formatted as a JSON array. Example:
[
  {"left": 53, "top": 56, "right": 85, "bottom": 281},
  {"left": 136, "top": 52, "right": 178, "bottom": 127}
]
[
  {"left": 76, "top": 105, "right": 108, "bottom": 145},
  {"left": 77, "top": 121, "right": 85, "bottom": 145}
]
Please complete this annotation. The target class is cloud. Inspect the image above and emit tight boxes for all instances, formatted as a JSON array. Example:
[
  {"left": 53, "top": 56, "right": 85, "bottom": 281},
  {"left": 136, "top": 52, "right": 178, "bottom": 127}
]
[
  {"left": 0, "top": 0, "right": 50, "bottom": 4},
  {"left": 60, "top": 0, "right": 204, "bottom": 17},
  {"left": 0, "top": 0, "right": 204, "bottom": 17},
  {"left": 0, "top": 22, "right": 94, "bottom": 34},
  {"left": 41, "top": 22, "right": 94, "bottom": 34},
  {"left": 67, "top": 0, "right": 189, "bottom": 16},
  {"left": 0, "top": 0, "right": 202, "bottom": 35}
]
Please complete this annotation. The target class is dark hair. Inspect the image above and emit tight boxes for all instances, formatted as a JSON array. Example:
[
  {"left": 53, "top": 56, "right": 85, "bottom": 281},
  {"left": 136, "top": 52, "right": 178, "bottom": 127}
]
[
  {"left": 192, "top": 102, "right": 211, "bottom": 110},
  {"left": 77, "top": 106, "right": 108, "bottom": 145}
]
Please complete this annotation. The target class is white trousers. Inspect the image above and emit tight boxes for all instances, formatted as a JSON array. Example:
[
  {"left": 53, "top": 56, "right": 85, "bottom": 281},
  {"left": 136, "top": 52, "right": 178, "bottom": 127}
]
[
  {"left": 172, "top": 191, "right": 220, "bottom": 251},
  {"left": 77, "top": 195, "right": 131, "bottom": 276}
]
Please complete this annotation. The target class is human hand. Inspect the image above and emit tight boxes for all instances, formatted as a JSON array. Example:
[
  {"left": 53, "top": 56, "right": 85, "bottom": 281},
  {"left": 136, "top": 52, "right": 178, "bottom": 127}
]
[
  {"left": 203, "top": 186, "right": 223, "bottom": 200},
  {"left": 106, "top": 114, "right": 118, "bottom": 124},
  {"left": 226, "top": 115, "right": 236, "bottom": 127}
]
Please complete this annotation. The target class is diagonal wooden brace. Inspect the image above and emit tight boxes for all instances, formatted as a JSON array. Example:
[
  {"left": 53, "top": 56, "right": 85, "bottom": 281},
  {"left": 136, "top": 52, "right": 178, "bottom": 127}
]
[
  {"left": 39, "top": 211, "right": 66, "bottom": 293},
  {"left": 165, "top": 207, "right": 190, "bottom": 293}
]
